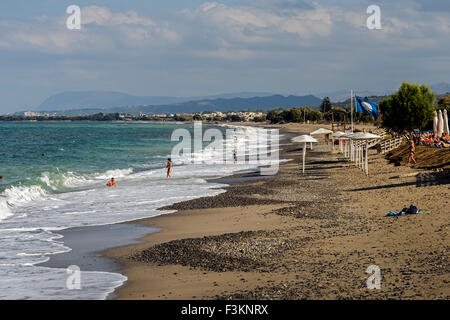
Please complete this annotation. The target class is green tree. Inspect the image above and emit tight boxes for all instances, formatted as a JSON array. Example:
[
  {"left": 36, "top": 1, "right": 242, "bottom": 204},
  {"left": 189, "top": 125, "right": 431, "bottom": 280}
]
[
  {"left": 252, "top": 116, "right": 266, "bottom": 122},
  {"left": 331, "top": 107, "right": 347, "bottom": 122},
  {"left": 280, "top": 108, "right": 302, "bottom": 123},
  {"left": 320, "top": 97, "right": 332, "bottom": 113},
  {"left": 227, "top": 114, "right": 242, "bottom": 122},
  {"left": 380, "top": 82, "right": 435, "bottom": 135},
  {"left": 437, "top": 94, "right": 450, "bottom": 112},
  {"left": 266, "top": 110, "right": 282, "bottom": 124},
  {"left": 308, "top": 110, "right": 323, "bottom": 122}
]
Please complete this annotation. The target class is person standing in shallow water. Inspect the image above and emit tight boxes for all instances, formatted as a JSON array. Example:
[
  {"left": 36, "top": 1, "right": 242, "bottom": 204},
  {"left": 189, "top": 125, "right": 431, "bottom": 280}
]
[
  {"left": 407, "top": 140, "right": 417, "bottom": 166},
  {"left": 166, "top": 158, "right": 172, "bottom": 178},
  {"left": 106, "top": 177, "right": 117, "bottom": 187}
]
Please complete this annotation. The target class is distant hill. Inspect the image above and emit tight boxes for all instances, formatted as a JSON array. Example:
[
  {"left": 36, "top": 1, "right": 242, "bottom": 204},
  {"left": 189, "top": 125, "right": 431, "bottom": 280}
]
[
  {"left": 167, "top": 94, "right": 322, "bottom": 113},
  {"left": 36, "top": 91, "right": 273, "bottom": 111},
  {"left": 35, "top": 94, "right": 322, "bottom": 116},
  {"left": 431, "top": 82, "right": 450, "bottom": 95},
  {"left": 317, "top": 89, "right": 390, "bottom": 103},
  {"left": 333, "top": 95, "right": 390, "bottom": 110},
  {"left": 318, "top": 82, "right": 450, "bottom": 102}
]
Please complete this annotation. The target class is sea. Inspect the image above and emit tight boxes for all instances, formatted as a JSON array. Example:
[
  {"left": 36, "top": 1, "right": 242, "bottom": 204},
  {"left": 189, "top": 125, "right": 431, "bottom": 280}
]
[{"left": 0, "top": 121, "right": 281, "bottom": 300}]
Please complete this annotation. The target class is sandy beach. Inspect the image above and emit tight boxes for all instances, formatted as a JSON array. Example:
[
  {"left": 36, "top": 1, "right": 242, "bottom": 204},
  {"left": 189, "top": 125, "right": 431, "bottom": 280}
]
[{"left": 102, "top": 123, "right": 449, "bottom": 300}]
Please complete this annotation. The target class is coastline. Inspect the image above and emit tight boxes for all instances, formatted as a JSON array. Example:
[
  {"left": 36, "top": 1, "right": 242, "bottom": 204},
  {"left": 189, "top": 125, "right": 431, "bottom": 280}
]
[
  {"left": 111, "top": 122, "right": 449, "bottom": 300},
  {"left": 44, "top": 123, "right": 449, "bottom": 300},
  {"left": 37, "top": 122, "right": 289, "bottom": 299},
  {"left": 102, "top": 124, "right": 299, "bottom": 299}
]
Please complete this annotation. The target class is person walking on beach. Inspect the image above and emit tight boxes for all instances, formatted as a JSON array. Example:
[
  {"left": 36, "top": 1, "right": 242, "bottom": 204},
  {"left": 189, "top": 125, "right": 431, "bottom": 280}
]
[
  {"left": 166, "top": 158, "right": 172, "bottom": 178},
  {"left": 106, "top": 177, "right": 117, "bottom": 187},
  {"left": 407, "top": 140, "right": 417, "bottom": 166}
]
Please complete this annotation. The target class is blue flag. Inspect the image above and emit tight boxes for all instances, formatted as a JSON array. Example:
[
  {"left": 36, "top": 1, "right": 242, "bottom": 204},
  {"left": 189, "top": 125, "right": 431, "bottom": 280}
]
[{"left": 355, "top": 96, "right": 379, "bottom": 120}]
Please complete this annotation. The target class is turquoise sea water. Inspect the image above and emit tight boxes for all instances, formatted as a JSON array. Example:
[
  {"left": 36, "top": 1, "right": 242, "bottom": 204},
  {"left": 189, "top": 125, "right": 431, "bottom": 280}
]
[
  {"left": 0, "top": 122, "right": 181, "bottom": 196},
  {"left": 0, "top": 121, "right": 280, "bottom": 299}
]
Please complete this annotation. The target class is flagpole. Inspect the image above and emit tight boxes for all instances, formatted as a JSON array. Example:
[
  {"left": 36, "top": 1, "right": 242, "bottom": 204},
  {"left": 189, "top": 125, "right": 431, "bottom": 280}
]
[{"left": 350, "top": 89, "right": 354, "bottom": 132}]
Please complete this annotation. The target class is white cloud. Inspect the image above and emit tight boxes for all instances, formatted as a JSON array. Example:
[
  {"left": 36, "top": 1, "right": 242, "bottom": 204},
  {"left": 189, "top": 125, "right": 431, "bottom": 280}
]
[
  {"left": 2, "top": 2, "right": 449, "bottom": 58},
  {"left": 196, "top": 47, "right": 257, "bottom": 60},
  {"left": 81, "top": 6, "right": 156, "bottom": 27},
  {"left": 184, "top": 2, "right": 333, "bottom": 40},
  {"left": 0, "top": 6, "right": 180, "bottom": 54}
]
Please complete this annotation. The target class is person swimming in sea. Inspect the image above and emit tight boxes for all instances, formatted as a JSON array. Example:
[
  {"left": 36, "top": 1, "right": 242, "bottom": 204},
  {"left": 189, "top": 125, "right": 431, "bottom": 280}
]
[
  {"left": 166, "top": 158, "right": 172, "bottom": 178},
  {"left": 106, "top": 177, "right": 117, "bottom": 187},
  {"left": 0, "top": 176, "right": 3, "bottom": 181}
]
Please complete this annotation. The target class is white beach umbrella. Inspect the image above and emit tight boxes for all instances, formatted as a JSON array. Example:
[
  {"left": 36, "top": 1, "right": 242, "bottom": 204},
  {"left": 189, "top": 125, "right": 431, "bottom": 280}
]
[
  {"left": 346, "top": 132, "right": 364, "bottom": 166},
  {"left": 292, "top": 135, "right": 318, "bottom": 175},
  {"left": 332, "top": 131, "right": 346, "bottom": 138},
  {"left": 310, "top": 128, "right": 333, "bottom": 150},
  {"left": 444, "top": 110, "right": 449, "bottom": 135},
  {"left": 343, "top": 131, "right": 354, "bottom": 156},
  {"left": 310, "top": 128, "right": 333, "bottom": 135},
  {"left": 347, "top": 133, "right": 360, "bottom": 162},
  {"left": 346, "top": 132, "right": 365, "bottom": 139},
  {"left": 437, "top": 110, "right": 444, "bottom": 137},
  {"left": 292, "top": 135, "right": 318, "bottom": 143},
  {"left": 351, "top": 133, "right": 381, "bottom": 140},
  {"left": 433, "top": 111, "right": 438, "bottom": 135},
  {"left": 351, "top": 133, "right": 381, "bottom": 175},
  {"left": 332, "top": 131, "right": 346, "bottom": 153}
]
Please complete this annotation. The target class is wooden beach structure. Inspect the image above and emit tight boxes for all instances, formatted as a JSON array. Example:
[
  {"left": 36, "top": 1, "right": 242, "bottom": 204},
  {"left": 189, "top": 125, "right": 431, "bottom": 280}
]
[{"left": 344, "top": 132, "right": 381, "bottom": 175}]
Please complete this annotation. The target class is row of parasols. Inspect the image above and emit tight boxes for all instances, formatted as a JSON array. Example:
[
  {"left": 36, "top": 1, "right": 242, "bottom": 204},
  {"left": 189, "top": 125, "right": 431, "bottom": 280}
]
[
  {"left": 292, "top": 128, "right": 381, "bottom": 176},
  {"left": 433, "top": 110, "right": 449, "bottom": 137}
]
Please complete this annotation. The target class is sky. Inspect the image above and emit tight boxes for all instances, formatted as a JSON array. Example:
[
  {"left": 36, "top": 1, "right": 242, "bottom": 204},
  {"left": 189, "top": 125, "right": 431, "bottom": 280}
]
[{"left": 0, "top": 0, "right": 449, "bottom": 113}]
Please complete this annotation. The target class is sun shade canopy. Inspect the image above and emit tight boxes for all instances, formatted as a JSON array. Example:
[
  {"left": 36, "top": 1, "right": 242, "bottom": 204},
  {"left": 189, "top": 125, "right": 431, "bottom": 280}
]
[
  {"left": 350, "top": 133, "right": 382, "bottom": 140},
  {"left": 292, "top": 135, "right": 318, "bottom": 143},
  {"left": 332, "top": 131, "right": 346, "bottom": 138},
  {"left": 310, "top": 128, "right": 333, "bottom": 135}
]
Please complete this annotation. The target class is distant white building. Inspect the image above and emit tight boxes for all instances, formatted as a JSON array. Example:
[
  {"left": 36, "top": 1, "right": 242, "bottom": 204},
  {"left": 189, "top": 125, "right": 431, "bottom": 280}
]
[{"left": 23, "top": 111, "right": 41, "bottom": 117}]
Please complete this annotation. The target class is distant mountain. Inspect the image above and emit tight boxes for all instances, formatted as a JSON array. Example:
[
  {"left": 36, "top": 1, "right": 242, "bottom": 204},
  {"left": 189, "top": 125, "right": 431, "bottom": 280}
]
[
  {"left": 316, "top": 89, "right": 390, "bottom": 102},
  {"left": 431, "top": 82, "right": 450, "bottom": 95},
  {"left": 317, "top": 82, "right": 450, "bottom": 102},
  {"left": 333, "top": 95, "right": 390, "bottom": 110},
  {"left": 167, "top": 94, "right": 322, "bottom": 113},
  {"left": 34, "top": 94, "right": 322, "bottom": 116},
  {"left": 36, "top": 91, "right": 273, "bottom": 111}
]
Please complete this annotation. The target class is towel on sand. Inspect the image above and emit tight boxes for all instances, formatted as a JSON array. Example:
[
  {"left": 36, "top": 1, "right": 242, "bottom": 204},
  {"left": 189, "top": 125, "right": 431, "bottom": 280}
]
[{"left": 386, "top": 205, "right": 427, "bottom": 217}]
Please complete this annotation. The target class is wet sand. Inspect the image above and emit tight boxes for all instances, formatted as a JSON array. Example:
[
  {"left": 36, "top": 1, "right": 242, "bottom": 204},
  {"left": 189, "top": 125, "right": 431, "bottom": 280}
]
[
  {"left": 40, "top": 223, "right": 159, "bottom": 274},
  {"left": 104, "top": 123, "right": 449, "bottom": 300}
]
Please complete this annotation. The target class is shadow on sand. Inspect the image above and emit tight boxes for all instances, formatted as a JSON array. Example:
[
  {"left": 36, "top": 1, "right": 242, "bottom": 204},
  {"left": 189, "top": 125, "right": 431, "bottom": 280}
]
[{"left": 345, "top": 171, "right": 450, "bottom": 191}]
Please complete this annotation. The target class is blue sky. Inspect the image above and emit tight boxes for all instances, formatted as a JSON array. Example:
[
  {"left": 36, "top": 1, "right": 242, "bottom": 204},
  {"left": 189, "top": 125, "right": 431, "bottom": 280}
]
[{"left": 0, "top": 0, "right": 449, "bottom": 112}]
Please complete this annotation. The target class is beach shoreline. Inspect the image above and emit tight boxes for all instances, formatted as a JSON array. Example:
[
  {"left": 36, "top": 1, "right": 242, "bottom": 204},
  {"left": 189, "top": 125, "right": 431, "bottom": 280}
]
[
  {"left": 37, "top": 122, "right": 290, "bottom": 299},
  {"left": 42, "top": 123, "right": 449, "bottom": 300},
  {"left": 109, "top": 123, "right": 449, "bottom": 300}
]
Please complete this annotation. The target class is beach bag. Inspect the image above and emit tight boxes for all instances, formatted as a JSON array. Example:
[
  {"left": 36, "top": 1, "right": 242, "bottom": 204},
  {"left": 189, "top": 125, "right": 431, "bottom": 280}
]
[{"left": 409, "top": 205, "right": 418, "bottom": 214}]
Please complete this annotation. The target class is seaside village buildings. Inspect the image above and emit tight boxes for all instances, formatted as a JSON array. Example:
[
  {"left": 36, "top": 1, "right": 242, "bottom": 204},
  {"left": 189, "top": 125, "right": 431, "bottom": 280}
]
[
  {"left": 200, "top": 111, "right": 265, "bottom": 121},
  {"left": 142, "top": 111, "right": 266, "bottom": 122},
  {"left": 16, "top": 110, "right": 266, "bottom": 122}
]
